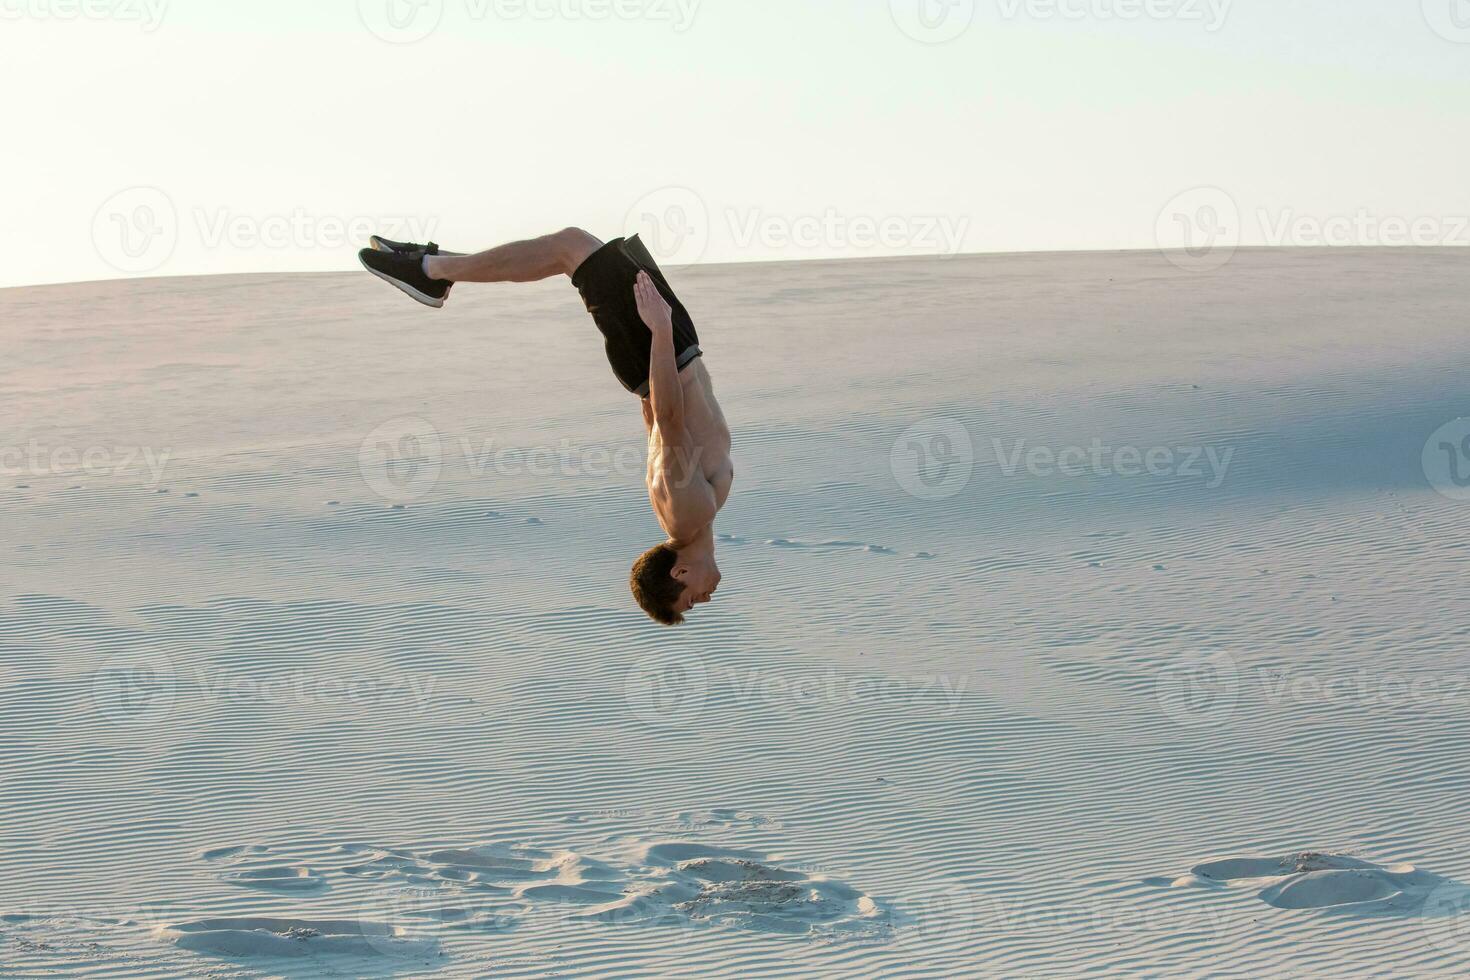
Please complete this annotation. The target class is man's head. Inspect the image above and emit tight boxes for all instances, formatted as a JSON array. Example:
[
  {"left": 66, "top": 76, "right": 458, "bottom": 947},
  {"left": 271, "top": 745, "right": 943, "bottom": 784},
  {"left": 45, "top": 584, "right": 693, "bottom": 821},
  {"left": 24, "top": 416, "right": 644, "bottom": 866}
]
[{"left": 630, "top": 543, "right": 722, "bottom": 625}]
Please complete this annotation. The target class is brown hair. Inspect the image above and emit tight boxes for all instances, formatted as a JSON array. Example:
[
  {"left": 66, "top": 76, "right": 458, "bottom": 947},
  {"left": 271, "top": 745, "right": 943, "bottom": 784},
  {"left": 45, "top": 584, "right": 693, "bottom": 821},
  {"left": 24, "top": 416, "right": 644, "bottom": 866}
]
[{"left": 630, "top": 544, "right": 686, "bottom": 626}]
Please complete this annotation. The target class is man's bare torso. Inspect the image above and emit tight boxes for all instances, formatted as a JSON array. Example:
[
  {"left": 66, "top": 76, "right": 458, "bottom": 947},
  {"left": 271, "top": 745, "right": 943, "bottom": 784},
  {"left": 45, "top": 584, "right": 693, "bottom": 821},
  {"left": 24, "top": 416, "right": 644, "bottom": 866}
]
[{"left": 643, "top": 359, "right": 733, "bottom": 542}]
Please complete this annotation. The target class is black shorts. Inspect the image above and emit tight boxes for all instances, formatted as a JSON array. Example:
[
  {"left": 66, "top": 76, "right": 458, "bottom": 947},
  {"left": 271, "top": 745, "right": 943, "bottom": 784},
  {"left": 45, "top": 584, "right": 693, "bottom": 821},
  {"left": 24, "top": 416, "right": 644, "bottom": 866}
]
[{"left": 571, "top": 234, "right": 702, "bottom": 397}]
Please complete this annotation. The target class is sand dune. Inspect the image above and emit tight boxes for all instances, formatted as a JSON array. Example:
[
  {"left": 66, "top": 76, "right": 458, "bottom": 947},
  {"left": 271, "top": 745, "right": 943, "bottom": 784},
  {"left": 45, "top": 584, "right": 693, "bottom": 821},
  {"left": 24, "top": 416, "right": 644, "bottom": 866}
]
[{"left": 3, "top": 248, "right": 1470, "bottom": 976}]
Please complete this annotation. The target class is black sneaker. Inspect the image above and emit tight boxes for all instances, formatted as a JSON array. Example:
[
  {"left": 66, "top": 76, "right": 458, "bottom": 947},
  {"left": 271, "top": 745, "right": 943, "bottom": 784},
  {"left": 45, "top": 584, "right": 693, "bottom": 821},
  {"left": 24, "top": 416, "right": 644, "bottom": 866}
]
[
  {"left": 371, "top": 235, "right": 440, "bottom": 254},
  {"left": 359, "top": 247, "right": 452, "bottom": 309}
]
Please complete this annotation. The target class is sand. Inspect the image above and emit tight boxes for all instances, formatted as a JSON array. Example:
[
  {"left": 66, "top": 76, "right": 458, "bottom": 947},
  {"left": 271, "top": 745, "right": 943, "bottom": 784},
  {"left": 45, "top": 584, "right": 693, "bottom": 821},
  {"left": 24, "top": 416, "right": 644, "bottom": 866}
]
[{"left": 3, "top": 247, "right": 1470, "bottom": 976}]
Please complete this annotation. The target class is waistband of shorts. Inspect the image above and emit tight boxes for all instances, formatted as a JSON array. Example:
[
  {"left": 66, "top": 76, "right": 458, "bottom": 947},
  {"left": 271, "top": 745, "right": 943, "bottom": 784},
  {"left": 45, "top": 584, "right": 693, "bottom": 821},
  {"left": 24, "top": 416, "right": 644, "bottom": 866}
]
[{"left": 632, "top": 345, "right": 703, "bottom": 398}]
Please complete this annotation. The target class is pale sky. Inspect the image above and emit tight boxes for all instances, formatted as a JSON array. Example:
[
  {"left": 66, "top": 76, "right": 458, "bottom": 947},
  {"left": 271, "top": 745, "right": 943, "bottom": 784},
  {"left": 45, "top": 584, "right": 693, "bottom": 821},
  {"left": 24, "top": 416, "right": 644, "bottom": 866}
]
[{"left": 5, "top": 0, "right": 1469, "bottom": 286}]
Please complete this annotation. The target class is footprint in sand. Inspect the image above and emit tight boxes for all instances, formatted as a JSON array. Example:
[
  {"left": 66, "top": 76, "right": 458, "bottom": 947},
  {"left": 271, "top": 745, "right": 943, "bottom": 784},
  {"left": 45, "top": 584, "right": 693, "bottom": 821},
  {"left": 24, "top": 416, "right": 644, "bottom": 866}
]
[
  {"left": 342, "top": 837, "right": 887, "bottom": 938},
  {"left": 674, "top": 808, "right": 785, "bottom": 832},
  {"left": 1167, "top": 852, "right": 1466, "bottom": 914},
  {"left": 343, "top": 844, "right": 629, "bottom": 913},
  {"left": 554, "top": 842, "right": 889, "bottom": 938},
  {"left": 174, "top": 833, "right": 888, "bottom": 964},
  {"left": 152, "top": 916, "right": 437, "bottom": 960},
  {"left": 203, "top": 844, "right": 328, "bottom": 893}
]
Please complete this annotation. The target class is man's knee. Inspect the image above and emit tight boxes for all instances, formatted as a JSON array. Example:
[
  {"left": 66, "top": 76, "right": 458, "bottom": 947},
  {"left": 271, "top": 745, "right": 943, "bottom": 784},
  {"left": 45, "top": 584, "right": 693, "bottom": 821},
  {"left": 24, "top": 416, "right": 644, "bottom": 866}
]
[{"left": 555, "top": 227, "right": 602, "bottom": 275}]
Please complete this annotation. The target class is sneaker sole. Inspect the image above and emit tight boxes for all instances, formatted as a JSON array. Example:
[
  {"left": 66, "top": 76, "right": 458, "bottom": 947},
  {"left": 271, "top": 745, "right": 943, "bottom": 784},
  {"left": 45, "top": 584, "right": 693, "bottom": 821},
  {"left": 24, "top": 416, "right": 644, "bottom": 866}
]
[{"left": 358, "top": 252, "right": 446, "bottom": 309}]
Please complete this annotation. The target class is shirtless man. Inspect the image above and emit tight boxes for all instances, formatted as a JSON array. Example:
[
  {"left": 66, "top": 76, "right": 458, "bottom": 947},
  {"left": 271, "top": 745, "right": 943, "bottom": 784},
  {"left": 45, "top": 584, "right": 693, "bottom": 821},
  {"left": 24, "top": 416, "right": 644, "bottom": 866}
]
[{"left": 358, "top": 227, "right": 732, "bottom": 625}]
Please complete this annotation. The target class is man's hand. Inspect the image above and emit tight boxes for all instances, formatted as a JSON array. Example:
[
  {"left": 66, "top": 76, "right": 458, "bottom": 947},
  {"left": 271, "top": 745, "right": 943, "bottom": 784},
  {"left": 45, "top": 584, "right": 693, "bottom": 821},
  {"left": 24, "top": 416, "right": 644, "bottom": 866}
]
[{"left": 635, "top": 271, "right": 673, "bottom": 334}]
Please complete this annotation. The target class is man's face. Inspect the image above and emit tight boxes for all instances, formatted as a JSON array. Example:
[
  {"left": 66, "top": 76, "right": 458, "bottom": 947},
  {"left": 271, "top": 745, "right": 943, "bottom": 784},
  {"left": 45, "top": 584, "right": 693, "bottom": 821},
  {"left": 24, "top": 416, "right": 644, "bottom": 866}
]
[{"left": 673, "top": 560, "right": 721, "bottom": 614}]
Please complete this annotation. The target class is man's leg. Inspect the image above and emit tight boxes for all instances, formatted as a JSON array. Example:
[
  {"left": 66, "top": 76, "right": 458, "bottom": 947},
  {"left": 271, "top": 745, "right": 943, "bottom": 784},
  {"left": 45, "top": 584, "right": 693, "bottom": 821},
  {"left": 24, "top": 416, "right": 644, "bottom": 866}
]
[{"left": 425, "top": 227, "right": 603, "bottom": 284}]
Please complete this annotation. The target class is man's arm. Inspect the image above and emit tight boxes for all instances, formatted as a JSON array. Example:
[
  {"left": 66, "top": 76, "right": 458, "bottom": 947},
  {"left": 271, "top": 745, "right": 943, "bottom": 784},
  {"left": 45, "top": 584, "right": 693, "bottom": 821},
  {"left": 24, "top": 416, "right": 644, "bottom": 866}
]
[
  {"left": 634, "top": 272, "right": 717, "bottom": 535},
  {"left": 635, "top": 271, "right": 684, "bottom": 435}
]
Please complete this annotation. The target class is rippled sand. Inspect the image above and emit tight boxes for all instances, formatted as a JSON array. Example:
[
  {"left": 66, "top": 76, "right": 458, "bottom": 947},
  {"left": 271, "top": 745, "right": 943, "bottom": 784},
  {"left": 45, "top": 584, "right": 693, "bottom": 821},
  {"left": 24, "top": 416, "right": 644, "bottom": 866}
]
[{"left": 4, "top": 248, "right": 1470, "bottom": 976}]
